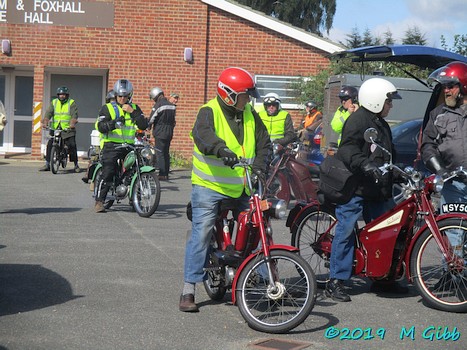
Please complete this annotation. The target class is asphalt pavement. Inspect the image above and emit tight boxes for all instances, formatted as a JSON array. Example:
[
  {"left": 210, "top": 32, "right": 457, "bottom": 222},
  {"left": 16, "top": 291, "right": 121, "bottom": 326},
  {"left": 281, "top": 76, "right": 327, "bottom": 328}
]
[{"left": 0, "top": 159, "right": 465, "bottom": 350}]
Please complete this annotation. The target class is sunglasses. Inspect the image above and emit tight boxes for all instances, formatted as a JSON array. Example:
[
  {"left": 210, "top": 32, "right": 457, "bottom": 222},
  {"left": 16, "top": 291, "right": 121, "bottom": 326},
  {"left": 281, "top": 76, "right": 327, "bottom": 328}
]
[{"left": 443, "top": 83, "right": 458, "bottom": 90}]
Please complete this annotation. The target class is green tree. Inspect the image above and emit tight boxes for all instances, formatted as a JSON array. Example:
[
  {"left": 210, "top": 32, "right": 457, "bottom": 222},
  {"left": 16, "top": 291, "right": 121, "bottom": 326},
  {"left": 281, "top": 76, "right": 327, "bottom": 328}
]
[
  {"left": 236, "top": 0, "right": 336, "bottom": 36},
  {"left": 441, "top": 34, "right": 467, "bottom": 56},
  {"left": 402, "top": 26, "right": 427, "bottom": 45}
]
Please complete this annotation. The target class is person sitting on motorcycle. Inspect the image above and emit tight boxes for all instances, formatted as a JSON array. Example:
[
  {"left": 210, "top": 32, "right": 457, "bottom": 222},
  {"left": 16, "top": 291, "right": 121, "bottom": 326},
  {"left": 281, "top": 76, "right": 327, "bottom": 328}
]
[
  {"left": 179, "top": 67, "right": 271, "bottom": 312},
  {"left": 330, "top": 85, "right": 359, "bottom": 146},
  {"left": 82, "top": 90, "right": 116, "bottom": 184},
  {"left": 94, "top": 79, "right": 148, "bottom": 213},
  {"left": 40, "top": 86, "right": 80, "bottom": 172},
  {"left": 421, "top": 61, "right": 467, "bottom": 288},
  {"left": 326, "top": 78, "right": 405, "bottom": 302},
  {"left": 298, "top": 100, "right": 322, "bottom": 141},
  {"left": 258, "top": 92, "right": 295, "bottom": 146}
]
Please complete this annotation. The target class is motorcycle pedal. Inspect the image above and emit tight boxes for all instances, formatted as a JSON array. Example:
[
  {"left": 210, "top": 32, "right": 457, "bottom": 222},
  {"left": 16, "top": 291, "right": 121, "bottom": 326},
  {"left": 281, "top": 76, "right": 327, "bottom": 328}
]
[{"left": 204, "top": 266, "right": 222, "bottom": 272}]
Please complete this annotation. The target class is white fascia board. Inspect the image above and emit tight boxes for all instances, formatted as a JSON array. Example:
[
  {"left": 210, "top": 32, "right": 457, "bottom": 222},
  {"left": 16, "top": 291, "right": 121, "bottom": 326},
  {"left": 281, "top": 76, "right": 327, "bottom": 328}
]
[{"left": 201, "top": 0, "right": 344, "bottom": 54}]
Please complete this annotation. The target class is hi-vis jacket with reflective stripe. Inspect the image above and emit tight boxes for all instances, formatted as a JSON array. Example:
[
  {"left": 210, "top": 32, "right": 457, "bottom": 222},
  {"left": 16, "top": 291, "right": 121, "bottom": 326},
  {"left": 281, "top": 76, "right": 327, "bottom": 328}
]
[
  {"left": 258, "top": 109, "right": 287, "bottom": 140},
  {"left": 51, "top": 98, "right": 75, "bottom": 129},
  {"left": 101, "top": 102, "right": 138, "bottom": 144},
  {"left": 191, "top": 98, "right": 256, "bottom": 198}
]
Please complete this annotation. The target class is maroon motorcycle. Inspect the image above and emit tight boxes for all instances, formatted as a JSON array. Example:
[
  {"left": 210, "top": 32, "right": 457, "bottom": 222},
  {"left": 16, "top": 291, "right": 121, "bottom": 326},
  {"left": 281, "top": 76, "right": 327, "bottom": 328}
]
[
  {"left": 265, "top": 142, "right": 319, "bottom": 206},
  {"left": 197, "top": 158, "right": 317, "bottom": 333},
  {"left": 287, "top": 128, "right": 467, "bottom": 313}
]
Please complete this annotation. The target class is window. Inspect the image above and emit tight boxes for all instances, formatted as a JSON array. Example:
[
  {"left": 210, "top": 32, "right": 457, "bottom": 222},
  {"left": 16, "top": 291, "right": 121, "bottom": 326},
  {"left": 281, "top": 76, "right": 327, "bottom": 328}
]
[{"left": 254, "top": 75, "right": 301, "bottom": 109}]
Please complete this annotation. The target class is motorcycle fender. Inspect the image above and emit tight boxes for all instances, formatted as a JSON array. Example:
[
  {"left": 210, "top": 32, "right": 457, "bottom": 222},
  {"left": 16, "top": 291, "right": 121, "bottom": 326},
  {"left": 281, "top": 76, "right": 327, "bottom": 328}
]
[
  {"left": 231, "top": 245, "right": 299, "bottom": 305},
  {"left": 404, "top": 212, "right": 467, "bottom": 282},
  {"left": 129, "top": 166, "right": 156, "bottom": 197},
  {"left": 286, "top": 202, "right": 319, "bottom": 229},
  {"left": 91, "top": 163, "right": 103, "bottom": 182}
]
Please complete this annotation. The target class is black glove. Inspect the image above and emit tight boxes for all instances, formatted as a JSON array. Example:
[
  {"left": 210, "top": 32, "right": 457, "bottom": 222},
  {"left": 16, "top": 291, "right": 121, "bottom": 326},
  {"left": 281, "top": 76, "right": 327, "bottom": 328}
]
[
  {"left": 218, "top": 147, "right": 238, "bottom": 168},
  {"left": 425, "top": 156, "right": 448, "bottom": 178},
  {"left": 362, "top": 162, "right": 383, "bottom": 183},
  {"left": 251, "top": 167, "right": 265, "bottom": 187},
  {"left": 115, "top": 116, "right": 125, "bottom": 125}
]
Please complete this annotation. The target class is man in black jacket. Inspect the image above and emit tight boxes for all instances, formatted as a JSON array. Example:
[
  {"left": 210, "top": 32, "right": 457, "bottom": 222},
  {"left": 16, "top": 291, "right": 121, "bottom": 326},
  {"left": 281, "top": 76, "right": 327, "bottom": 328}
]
[
  {"left": 148, "top": 87, "right": 176, "bottom": 180},
  {"left": 325, "top": 77, "right": 403, "bottom": 302}
]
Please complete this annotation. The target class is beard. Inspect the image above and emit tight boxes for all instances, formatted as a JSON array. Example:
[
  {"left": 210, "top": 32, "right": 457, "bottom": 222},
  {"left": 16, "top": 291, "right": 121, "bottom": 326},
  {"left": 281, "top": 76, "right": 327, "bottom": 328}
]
[{"left": 445, "top": 93, "right": 459, "bottom": 108}]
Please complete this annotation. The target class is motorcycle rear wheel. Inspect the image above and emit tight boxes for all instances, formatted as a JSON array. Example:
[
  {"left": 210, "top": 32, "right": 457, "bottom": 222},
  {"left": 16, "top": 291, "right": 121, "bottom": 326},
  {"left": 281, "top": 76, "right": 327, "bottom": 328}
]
[
  {"left": 50, "top": 146, "right": 60, "bottom": 174},
  {"left": 93, "top": 168, "right": 114, "bottom": 209},
  {"left": 131, "top": 172, "right": 160, "bottom": 218},
  {"left": 235, "top": 250, "right": 316, "bottom": 333},
  {"left": 410, "top": 218, "right": 467, "bottom": 313},
  {"left": 291, "top": 206, "right": 336, "bottom": 287}
]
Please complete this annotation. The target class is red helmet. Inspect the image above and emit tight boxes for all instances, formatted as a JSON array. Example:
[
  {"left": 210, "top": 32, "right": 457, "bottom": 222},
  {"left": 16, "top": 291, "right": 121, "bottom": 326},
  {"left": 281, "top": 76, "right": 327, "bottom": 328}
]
[
  {"left": 428, "top": 61, "right": 467, "bottom": 94},
  {"left": 217, "top": 67, "right": 260, "bottom": 106}
]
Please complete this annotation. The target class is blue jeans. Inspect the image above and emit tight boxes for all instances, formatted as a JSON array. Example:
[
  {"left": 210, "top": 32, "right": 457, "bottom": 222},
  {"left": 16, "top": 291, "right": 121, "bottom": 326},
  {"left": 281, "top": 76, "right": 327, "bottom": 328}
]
[
  {"left": 440, "top": 180, "right": 467, "bottom": 258},
  {"left": 183, "top": 185, "right": 249, "bottom": 283},
  {"left": 330, "top": 195, "right": 394, "bottom": 281}
]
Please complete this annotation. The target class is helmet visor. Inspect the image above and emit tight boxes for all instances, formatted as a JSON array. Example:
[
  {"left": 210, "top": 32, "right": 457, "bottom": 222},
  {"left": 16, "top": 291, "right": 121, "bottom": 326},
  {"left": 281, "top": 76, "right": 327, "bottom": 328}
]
[
  {"left": 246, "top": 87, "right": 260, "bottom": 99},
  {"left": 387, "top": 91, "right": 402, "bottom": 100}
]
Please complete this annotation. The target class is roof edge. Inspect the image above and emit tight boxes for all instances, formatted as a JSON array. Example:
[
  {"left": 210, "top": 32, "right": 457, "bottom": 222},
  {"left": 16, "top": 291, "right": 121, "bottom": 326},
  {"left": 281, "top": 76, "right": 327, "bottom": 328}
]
[{"left": 201, "top": 0, "right": 344, "bottom": 54}]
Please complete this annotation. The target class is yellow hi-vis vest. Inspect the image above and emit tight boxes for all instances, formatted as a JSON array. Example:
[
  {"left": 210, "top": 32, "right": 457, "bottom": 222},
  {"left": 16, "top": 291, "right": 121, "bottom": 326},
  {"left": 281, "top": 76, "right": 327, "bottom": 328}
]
[
  {"left": 101, "top": 102, "right": 138, "bottom": 144},
  {"left": 191, "top": 99, "right": 256, "bottom": 198},
  {"left": 51, "top": 98, "right": 75, "bottom": 129},
  {"left": 259, "top": 109, "right": 287, "bottom": 140}
]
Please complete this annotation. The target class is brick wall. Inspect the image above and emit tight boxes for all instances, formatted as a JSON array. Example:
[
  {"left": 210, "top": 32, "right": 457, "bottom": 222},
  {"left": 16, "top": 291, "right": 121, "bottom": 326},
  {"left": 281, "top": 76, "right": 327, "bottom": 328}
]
[{"left": 0, "top": 0, "right": 330, "bottom": 160}]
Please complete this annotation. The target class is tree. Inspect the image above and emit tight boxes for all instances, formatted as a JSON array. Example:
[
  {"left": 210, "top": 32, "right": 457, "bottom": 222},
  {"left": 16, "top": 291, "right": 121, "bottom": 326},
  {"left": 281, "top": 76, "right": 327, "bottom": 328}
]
[
  {"left": 402, "top": 26, "right": 427, "bottom": 45},
  {"left": 236, "top": 0, "right": 336, "bottom": 36},
  {"left": 441, "top": 34, "right": 467, "bottom": 56}
]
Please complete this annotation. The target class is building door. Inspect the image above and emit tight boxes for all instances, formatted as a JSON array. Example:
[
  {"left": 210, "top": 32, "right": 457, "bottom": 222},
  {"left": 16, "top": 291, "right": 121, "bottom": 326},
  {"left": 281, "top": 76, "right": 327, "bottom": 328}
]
[{"left": 0, "top": 70, "right": 34, "bottom": 154}]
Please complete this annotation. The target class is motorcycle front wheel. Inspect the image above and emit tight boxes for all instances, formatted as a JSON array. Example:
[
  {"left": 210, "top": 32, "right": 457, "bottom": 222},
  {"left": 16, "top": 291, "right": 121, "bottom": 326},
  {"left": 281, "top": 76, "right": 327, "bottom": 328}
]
[
  {"left": 410, "top": 217, "right": 467, "bottom": 313},
  {"left": 235, "top": 250, "right": 316, "bottom": 333},
  {"left": 131, "top": 172, "right": 161, "bottom": 218},
  {"left": 93, "top": 168, "right": 114, "bottom": 209},
  {"left": 50, "top": 146, "right": 61, "bottom": 174},
  {"left": 291, "top": 206, "right": 336, "bottom": 287}
]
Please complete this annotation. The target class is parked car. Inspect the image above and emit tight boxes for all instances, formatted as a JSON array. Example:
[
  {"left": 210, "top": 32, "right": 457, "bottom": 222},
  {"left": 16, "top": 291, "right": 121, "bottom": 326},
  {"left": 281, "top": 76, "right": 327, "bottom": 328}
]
[{"left": 390, "top": 118, "right": 426, "bottom": 172}]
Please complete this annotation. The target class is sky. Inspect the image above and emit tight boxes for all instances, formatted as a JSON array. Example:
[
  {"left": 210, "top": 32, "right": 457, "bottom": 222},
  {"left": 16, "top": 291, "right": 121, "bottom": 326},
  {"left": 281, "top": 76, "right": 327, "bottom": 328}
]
[{"left": 326, "top": 0, "right": 467, "bottom": 49}]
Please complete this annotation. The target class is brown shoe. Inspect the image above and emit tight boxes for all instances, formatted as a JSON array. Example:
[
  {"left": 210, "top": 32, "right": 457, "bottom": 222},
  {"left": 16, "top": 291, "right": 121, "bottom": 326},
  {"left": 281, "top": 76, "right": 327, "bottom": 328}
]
[
  {"left": 179, "top": 293, "right": 199, "bottom": 312},
  {"left": 95, "top": 201, "right": 106, "bottom": 213},
  {"left": 158, "top": 175, "right": 168, "bottom": 181}
]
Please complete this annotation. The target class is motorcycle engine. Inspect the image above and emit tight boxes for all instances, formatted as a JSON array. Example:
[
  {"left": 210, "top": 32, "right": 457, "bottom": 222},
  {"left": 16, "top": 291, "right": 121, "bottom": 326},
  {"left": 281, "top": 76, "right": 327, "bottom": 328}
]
[{"left": 115, "top": 184, "right": 128, "bottom": 199}]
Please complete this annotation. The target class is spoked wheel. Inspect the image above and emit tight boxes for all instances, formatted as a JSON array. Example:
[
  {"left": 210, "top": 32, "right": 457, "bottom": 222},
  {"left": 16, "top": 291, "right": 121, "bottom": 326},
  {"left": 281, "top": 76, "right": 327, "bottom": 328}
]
[
  {"left": 410, "top": 218, "right": 467, "bottom": 312},
  {"left": 50, "top": 146, "right": 60, "bottom": 174},
  {"left": 291, "top": 207, "right": 336, "bottom": 287},
  {"left": 203, "top": 252, "right": 227, "bottom": 301},
  {"left": 132, "top": 172, "right": 161, "bottom": 217},
  {"left": 61, "top": 149, "right": 68, "bottom": 169},
  {"left": 235, "top": 250, "right": 316, "bottom": 333},
  {"left": 93, "top": 168, "right": 114, "bottom": 209}
]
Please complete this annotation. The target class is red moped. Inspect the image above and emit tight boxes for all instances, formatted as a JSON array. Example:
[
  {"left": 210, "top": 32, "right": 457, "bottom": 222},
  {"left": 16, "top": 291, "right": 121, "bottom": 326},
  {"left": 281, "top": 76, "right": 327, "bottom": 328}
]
[
  {"left": 196, "top": 158, "right": 317, "bottom": 333},
  {"left": 265, "top": 142, "right": 319, "bottom": 206},
  {"left": 287, "top": 128, "right": 467, "bottom": 313}
]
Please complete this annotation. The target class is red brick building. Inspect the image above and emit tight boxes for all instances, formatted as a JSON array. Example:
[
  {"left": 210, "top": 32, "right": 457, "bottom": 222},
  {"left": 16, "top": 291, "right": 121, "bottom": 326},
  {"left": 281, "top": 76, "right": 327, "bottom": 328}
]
[{"left": 0, "top": 0, "right": 342, "bottom": 161}]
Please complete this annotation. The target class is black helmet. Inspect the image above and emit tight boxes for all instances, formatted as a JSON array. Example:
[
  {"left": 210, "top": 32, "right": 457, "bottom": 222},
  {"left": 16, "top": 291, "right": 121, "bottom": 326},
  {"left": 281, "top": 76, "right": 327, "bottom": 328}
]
[
  {"left": 105, "top": 90, "right": 116, "bottom": 103},
  {"left": 305, "top": 101, "right": 317, "bottom": 109},
  {"left": 56, "top": 86, "right": 69, "bottom": 95},
  {"left": 338, "top": 86, "right": 358, "bottom": 102}
]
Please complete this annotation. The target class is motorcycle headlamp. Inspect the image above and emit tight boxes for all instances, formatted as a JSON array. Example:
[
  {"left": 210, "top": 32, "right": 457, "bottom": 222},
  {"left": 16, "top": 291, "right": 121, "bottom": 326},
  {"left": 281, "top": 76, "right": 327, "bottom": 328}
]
[
  {"left": 432, "top": 175, "right": 445, "bottom": 193},
  {"left": 54, "top": 130, "right": 61, "bottom": 137},
  {"left": 267, "top": 198, "right": 287, "bottom": 220},
  {"left": 141, "top": 146, "right": 152, "bottom": 160}
]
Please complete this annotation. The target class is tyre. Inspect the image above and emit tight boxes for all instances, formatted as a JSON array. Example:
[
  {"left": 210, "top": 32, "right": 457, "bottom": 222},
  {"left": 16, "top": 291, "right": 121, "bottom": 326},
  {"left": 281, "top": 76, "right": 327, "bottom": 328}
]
[
  {"left": 203, "top": 252, "right": 227, "bottom": 301},
  {"left": 410, "top": 218, "right": 467, "bottom": 313},
  {"left": 235, "top": 250, "right": 316, "bottom": 333},
  {"left": 50, "top": 146, "right": 60, "bottom": 174},
  {"left": 93, "top": 168, "right": 114, "bottom": 209},
  {"left": 291, "top": 207, "right": 336, "bottom": 287},
  {"left": 132, "top": 172, "right": 161, "bottom": 217},
  {"left": 61, "top": 149, "right": 68, "bottom": 169}
]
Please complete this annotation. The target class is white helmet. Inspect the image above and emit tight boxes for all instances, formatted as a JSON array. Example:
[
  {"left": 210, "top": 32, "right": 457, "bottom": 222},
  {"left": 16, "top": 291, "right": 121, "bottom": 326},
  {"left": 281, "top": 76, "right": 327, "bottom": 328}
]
[
  {"left": 358, "top": 78, "right": 401, "bottom": 113},
  {"left": 149, "top": 87, "right": 164, "bottom": 100},
  {"left": 263, "top": 92, "right": 281, "bottom": 104}
]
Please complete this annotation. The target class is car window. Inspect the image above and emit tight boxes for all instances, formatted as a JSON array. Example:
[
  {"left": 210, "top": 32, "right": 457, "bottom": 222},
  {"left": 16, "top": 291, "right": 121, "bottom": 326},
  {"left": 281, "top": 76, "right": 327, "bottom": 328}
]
[{"left": 391, "top": 120, "right": 421, "bottom": 139}]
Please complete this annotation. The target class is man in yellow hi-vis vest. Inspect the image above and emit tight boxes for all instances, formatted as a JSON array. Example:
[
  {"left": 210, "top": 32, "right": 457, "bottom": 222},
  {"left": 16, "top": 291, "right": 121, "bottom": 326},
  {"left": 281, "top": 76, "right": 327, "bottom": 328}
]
[
  {"left": 94, "top": 79, "right": 148, "bottom": 213},
  {"left": 258, "top": 92, "right": 295, "bottom": 146},
  {"left": 179, "top": 67, "right": 271, "bottom": 312},
  {"left": 40, "top": 86, "right": 79, "bottom": 172}
]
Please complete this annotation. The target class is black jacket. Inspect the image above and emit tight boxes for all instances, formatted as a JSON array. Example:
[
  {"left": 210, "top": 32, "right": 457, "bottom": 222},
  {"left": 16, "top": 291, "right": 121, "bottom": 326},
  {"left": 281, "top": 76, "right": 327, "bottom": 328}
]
[
  {"left": 148, "top": 97, "right": 176, "bottom": 140},
  {"left": 337, "top": 107, "right": 395, "bottom": 200},
  {"left": 192, "top": 96, "right": 272, "bottom": 173}
]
